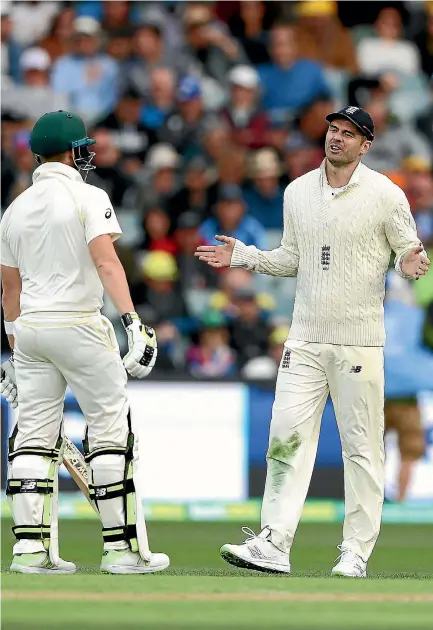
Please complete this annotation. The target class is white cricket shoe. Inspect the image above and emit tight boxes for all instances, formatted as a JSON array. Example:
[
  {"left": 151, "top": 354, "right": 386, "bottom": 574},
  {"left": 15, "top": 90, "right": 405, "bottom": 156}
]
[
  {"left": 331, "top": 546, "right": 367, "bottom": 578},
  {"left": 220, "top": 527, "right": 291, "bottom": 574},
  {"left": 10, "top": 551, "right": 76, "bottom": 574},
  {"left": 101, "top": 549, "right": 170, "bottom": 574}
]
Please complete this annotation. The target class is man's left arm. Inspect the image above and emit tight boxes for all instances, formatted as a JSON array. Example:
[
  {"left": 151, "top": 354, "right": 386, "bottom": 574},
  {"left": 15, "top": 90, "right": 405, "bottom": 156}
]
[
  {"left": 384, "top": 192, "right": 430, "bottom": 280},
  {"left": 1, "top": 228, "right": 21, "bottom": 350},
  {"left": 1, "top": 263, "right": 21, "bottom": 408}
]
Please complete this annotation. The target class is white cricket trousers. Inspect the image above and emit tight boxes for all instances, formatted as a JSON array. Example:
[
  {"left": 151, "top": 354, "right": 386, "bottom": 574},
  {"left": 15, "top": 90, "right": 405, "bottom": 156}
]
[
  {"left": 262, "top": 340, "right": 385, "bottom": 562},
  {"left": 13, "top": 312, "right": 129, "bottom": 453}
]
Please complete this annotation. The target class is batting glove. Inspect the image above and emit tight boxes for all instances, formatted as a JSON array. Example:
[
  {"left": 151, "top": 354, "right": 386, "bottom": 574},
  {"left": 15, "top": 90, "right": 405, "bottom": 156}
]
[
  {"left": 1, "top": 355, "right": 18, "bottom": 408},
  {"left": 121, "top": 312, "right": 157, "bottom": 379}
]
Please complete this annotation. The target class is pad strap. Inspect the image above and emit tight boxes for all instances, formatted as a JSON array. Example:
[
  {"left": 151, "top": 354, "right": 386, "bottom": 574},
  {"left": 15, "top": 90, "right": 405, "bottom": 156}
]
[
  {"left": 8, "top": 426, "right": 63, "bottom": 463},
  {"left": 82, "top": 411, "right": 134, "bottom": 463},
  {"left": 89, "top": 478, "right": 134, "bottom": 501},
  {"left": 8, "top": 447, "right": 60, "bottom": 462},
  {"left": 102, "top": 524, "right": 137, "bottom": 544},
  {"left": 12, "top": 525, "right": 51, "bottom": 540},
  {"left": 84, "top": 446, "right": 128, "bottom": 464},
  {"left": 6, "top": 479, "right": 54, "bottom": 495}
]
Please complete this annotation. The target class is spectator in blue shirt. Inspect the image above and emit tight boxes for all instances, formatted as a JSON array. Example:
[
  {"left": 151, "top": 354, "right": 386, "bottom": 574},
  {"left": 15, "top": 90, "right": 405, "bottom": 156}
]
[
  {"left": 257, "top": 22, "right": 331, "bottom": 123},
  {"left": 199, "top": 184, "right": 266, "bottom": 249},
  {"left": 140, "top": 66, "right": 176, "bottom": 130},
  {"left": 51, "top": 16, "right": 119, "bottom": 125},
  {"left": 243, "top": 148, "right": 284, "bottom": 229},
  {"left": 1, "top": 7, "right": 22, "bottom": 84}
]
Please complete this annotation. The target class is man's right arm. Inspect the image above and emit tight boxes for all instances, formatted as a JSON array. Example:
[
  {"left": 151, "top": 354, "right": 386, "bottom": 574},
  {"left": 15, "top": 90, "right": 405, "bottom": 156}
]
[
  {"left": 83, "top": 187, "right": 157, "bottom": 378},
  {"left": 88, "top": 235, "right": 135, "bottom": 314},
  {"left": 230, "top": 188, "right": 299, "bottom": 277}
]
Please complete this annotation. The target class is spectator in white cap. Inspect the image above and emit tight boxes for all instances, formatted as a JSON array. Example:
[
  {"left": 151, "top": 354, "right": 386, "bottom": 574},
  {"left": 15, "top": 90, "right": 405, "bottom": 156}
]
[
  {"left": 146, "top": 143, "right": 180, "bottom": 172},
  {"left": 223, "top": 65, "right": 270, "bottom": 149},
  {"left": 1, "top": 47, "right": 69, "bottom": 121},
  {"left": 51, "top": 16, "right": 119, "bottom": 125},
  {"left": 243, "top": 148, "right": 284, "bottom": 229},
  {"left": 20, "top": 47, "right": 52, "bottom": 86}
]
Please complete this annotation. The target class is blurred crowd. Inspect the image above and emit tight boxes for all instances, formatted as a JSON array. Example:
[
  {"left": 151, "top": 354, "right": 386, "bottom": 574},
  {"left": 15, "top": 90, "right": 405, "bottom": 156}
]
[{"left": 1, "top": 0, "right": 433, "bottom": 379}]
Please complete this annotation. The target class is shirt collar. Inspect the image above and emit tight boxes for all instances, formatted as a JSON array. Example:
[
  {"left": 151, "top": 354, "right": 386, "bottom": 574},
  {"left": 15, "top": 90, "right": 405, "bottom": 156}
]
[
  {"left": 32, "top": 162, "right": 83, "bottom": 184},
  {"left": 320, "top": 159, "right": 364, "bottom": 192}
]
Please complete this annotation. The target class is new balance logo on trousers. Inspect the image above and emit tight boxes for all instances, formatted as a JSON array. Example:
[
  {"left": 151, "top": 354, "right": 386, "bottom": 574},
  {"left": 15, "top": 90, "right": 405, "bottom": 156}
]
[{"left": 349, "top": 366, "right": 362, "bottom": 373}]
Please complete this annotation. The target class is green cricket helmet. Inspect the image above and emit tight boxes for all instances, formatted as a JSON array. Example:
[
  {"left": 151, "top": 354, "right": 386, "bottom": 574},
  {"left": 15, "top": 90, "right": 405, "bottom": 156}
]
[{"left": 30, "top": 110, "right": 96, "bottom": 178}]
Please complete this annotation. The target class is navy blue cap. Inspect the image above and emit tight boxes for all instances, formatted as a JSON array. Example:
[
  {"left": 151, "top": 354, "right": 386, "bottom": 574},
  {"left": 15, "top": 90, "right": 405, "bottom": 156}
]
[{"left": 326, "top": 106, "right": 374, "bottom": 141}]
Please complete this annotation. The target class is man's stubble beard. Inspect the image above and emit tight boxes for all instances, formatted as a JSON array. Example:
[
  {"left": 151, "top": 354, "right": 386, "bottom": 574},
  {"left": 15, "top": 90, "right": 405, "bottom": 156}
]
[{"left": 325, "top": 149, "right": 357, "bottom": 168}]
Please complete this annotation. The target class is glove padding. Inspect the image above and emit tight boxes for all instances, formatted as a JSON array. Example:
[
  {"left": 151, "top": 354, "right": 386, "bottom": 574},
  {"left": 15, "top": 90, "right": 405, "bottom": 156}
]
[
  {"left": 122, "top": 312, "right": 157, "bottom": 379},
  {"left": 1, "top": 355, "right": 18, "bottom": 408}
]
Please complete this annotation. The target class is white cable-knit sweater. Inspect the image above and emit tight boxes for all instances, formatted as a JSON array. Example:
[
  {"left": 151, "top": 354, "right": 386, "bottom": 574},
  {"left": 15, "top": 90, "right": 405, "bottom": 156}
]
[{"left": 231, "top": 161, "right": 423, "bottom": 346}]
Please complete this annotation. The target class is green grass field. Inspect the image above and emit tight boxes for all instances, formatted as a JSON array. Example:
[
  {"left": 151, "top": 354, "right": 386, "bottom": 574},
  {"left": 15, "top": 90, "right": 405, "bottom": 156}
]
[{"left": 2, "top": 519, "right": 433, "bottom": 629}]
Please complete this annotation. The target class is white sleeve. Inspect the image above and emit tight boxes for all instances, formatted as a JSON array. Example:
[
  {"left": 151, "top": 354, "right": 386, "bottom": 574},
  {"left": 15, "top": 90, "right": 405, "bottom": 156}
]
[
  {"left": 384, "top": 187, "right": 424, "bottom": 279},
  {"left": 81, "top": 186, "right": 122, "bottom": 245},
  {"left": 1, "top": 222, "right": 18, "bottom": 268},
  {"left": 230, "top": 187, "right": 299, "bottom": 277}
]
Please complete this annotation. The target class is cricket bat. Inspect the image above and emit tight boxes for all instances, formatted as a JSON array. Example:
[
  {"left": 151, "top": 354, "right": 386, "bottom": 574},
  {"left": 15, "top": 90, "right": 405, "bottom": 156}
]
[{"left": 62, "top": 436, "right": 96, "bottom": 511}]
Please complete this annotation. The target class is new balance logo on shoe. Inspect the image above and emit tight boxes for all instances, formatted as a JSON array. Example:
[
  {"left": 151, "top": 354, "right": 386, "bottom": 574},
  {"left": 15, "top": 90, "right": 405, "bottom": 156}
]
[
  {"left": 249, "top": 545, "right": 267, "bottom": 560},
  {"left": 281, "top": 350, "right": 291, "bottom": 370},
  {"left": 349, "top": 366, "right": 362, "bottom": 373}
]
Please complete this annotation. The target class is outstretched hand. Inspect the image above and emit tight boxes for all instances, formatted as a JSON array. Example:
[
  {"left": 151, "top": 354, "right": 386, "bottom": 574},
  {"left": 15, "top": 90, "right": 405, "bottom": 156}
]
[
  {"left": 401, "top": 246, "right": 430, "bottom": 280},
  {"left": 194, "top": 235, "right": 235, "bottom": 268}
]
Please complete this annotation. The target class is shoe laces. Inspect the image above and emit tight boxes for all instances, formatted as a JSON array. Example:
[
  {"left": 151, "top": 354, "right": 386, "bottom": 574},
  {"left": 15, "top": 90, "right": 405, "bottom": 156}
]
[
  {"left": 241, "top": 526, "right": 270, "bottom": 542},
  {"left": 336, "top": 545, "right": 365, "bottom": 571}
]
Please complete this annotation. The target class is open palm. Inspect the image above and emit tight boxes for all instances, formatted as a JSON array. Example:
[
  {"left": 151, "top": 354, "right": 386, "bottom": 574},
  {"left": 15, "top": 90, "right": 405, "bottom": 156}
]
[
  {"left": 195, "top": 235, "right": 235, "bottom": 268},
  {"left": 401, "top": 246, "right": 430, "bottom": 280}
]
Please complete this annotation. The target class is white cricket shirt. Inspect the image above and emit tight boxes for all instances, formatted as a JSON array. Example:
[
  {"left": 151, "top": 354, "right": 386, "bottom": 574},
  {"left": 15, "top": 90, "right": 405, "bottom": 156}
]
[
  {"left": 231, "top": 160, "right": 423, "bottom": 346},
  {"left": 1, "top": 162, "right": 122, "bottom": 316}
]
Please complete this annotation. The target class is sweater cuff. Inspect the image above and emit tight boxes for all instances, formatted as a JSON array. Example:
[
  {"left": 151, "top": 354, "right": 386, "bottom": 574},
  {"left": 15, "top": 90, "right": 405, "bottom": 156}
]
[
  {"left": 394, "top": 253, "right": 413, "bottom": 280},
  {"left": 230, "top": 240, "right": 256, "bottom": 271}
]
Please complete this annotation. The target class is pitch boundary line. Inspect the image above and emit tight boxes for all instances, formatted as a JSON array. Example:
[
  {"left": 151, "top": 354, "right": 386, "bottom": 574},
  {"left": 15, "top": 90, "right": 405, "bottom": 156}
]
[{"left": 3, "top": 591, "right": 433, "bottom": 603}]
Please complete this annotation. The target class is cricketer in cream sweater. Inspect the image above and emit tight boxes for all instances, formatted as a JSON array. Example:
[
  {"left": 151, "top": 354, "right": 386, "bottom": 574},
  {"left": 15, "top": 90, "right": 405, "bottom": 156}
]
[{"left": 196, "top": 106, "right": 430, "bottom": 578}]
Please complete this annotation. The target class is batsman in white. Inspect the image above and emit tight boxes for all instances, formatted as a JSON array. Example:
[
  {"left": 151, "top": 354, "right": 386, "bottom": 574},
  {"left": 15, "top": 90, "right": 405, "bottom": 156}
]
[
  {"left": 0, "top": 110, "right": 169, "bottom": 575},
  {"left": 196, "top": 106, "right": 430, "bottom": 578}
]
